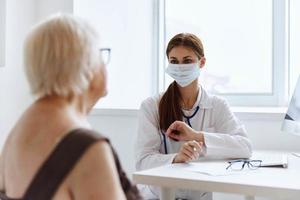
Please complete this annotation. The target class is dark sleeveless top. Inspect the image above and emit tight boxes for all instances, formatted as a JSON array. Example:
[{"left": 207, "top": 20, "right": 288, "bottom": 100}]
[{"left": 0, "top": 129, "right": 142, "bottom": 200}]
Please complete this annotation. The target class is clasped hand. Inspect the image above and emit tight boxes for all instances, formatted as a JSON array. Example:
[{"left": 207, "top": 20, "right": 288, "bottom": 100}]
[{"left": 166, "top": 121, "right": 205, "bottom": 163}]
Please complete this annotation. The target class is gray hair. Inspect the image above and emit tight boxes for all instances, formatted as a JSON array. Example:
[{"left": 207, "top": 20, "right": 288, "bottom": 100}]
[{"left": 24, "top": 14, "right": 101, "bottom": 98}]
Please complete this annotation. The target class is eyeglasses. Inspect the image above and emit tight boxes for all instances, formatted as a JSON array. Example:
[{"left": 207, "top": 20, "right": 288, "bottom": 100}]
[
  {"left": 226, "top": 159, "right": 262, "bottom": 171},
  {"left": 100, "top": 48, "right": 111, "bottom": 65}
]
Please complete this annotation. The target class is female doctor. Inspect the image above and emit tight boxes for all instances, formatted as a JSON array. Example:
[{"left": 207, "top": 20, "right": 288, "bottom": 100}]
[{"left": 135, "top": 33, "right": 252, "bottom": 200}]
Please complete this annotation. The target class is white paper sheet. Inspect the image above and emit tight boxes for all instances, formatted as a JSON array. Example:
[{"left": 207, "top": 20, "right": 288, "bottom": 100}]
[{"left": 171, "top": 161, "right": 260, "bottom": 176}]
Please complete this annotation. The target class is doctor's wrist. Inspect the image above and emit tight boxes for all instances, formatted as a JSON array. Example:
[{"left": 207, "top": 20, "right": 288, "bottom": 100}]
[{"left": 192, "top": 132, "right": 204, "bottom": 144}]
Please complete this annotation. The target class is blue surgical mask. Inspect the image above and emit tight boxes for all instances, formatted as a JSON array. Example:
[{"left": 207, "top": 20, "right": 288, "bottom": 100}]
[{"left": 165, "top": 62, "right": 200, "bottom": 87}]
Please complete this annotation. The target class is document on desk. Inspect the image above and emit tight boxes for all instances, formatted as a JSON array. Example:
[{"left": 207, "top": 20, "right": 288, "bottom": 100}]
[
  {"left": 172, "top": 162, "right": 259, "bottom": 176},
  {"left": 251, "top": 151, "right": 288, "bottom": 168}
]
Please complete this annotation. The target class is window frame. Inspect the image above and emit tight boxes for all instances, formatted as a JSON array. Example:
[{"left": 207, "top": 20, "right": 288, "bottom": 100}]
[
  {"left": 288, "top": 0, "right": 300, "bottom": 99},
  {"left": 157, "top": 0, "right": 290, "bottom": 107}
]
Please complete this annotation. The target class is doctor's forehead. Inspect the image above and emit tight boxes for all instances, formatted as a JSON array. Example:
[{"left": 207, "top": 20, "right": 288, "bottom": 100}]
[{"left": 168, "top": 46, "right": 197, "bottom": 59}]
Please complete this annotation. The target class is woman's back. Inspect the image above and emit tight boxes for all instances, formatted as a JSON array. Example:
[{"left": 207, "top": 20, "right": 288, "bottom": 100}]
[{"left": 0, "top": 100, "right": 128, "bottom": 200}]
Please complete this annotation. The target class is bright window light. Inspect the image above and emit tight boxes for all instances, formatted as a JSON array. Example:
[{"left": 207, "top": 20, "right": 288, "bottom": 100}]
[
  {"left": 165, "top": 0, "right": 273, "bottom": 95},
  {"left": 289, "top": 0, "right": 300, "bottom": 96}
]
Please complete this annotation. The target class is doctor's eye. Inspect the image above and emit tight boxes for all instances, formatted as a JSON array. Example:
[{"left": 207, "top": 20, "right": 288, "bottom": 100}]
[
  {"left": 170, "top": 59, "right": 179, "bottom": 64},
  {"left": 183, "top": 59, "right": 193, "bottom": 64}
]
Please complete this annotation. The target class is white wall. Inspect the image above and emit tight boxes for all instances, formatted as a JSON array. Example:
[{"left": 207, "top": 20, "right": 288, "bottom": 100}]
[
  {"left": 88, "top": 111, "right": 138, "bottom": 175},
  {"left": 36, "top": 0, "right": 73, "bottom": 21},
  {"left": 0, "top": 0, "right": 73, "bottom": 149},
  {"left": 74, "top": 0, "right": 155, "bottom": 109},
  {"left": 0, "top": 0, "right": 36, "bottom": 149}
]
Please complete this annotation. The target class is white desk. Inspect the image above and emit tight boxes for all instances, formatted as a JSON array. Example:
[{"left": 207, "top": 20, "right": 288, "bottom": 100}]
[{"left": 133, "top": 151, "right": 300, "bottom": 200}]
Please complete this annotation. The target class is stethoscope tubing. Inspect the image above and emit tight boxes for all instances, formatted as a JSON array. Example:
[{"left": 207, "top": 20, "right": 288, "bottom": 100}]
[{"left": 162, "top": 106, "right": 200, "bottom": 154}]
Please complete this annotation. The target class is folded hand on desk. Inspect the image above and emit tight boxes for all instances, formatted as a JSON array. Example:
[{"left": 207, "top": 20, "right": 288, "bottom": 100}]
[{"left": 173, "top": 140, "right": 203, "bottom": 163}]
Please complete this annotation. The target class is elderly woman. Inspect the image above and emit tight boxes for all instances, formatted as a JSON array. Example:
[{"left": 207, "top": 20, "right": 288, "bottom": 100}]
[{"left": 0, "top": 14, "right": 141, "bottom": 200}]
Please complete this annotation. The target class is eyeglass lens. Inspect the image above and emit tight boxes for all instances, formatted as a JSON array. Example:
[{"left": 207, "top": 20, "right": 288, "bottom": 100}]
[
  {"left": 100, "top": 48, "right": 111, "bottom": 65},
  {"left": 227, "top": 160, "right": 262, "bottom": 171}
]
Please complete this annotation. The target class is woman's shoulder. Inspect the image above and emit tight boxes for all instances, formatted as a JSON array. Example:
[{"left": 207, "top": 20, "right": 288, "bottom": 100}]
[
  {"left": 68, "top": 128, "right": 108, "bottom": 142},
  {"left": 66, "top": 132, "right": 126, "bottom": 199}
]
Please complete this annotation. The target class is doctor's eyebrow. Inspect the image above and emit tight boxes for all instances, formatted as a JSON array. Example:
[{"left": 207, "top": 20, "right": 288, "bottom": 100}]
[{"left": 169, "top": 56, "right": 192, "bottom": 59}]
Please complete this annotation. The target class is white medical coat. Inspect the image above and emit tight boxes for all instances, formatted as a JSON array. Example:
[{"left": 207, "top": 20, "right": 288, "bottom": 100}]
[{"left": 135, "top": 88, "right": 252, "bottom": 200}]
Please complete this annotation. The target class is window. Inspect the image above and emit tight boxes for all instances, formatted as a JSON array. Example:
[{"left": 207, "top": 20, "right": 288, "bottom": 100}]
[
  {"left": 289, "top": 0, "right": 300, "bottom": 96},
  {"left": 74, "top": 0, "right": 155, "bottom": 109},
  {"left": 75, "top": 0, "right": 295, "bottom": 109},
  {"left": 0, "top": 0, "right": 5, "bottom": 67},
  {"left": 162, "top": 0, "right": 288, "bottom": 106}
]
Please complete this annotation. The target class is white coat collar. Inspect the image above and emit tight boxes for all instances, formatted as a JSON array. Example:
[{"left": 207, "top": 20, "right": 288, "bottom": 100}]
[
  {"left": 198, "top": 87, "right": 213, "bottom": 109},
  {"left": 183, "top": 86, "right": 213, "bottom": 111}
]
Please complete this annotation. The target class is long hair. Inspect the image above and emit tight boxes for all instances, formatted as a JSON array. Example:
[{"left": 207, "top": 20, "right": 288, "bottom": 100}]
[{"left": 159, "top": 33, "right": 205, "bottom": 132}]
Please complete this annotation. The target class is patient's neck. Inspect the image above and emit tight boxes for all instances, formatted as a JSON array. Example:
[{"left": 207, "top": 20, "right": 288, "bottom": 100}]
[{"left": 36, "top": 95, "right": 89, "bottom": 123}]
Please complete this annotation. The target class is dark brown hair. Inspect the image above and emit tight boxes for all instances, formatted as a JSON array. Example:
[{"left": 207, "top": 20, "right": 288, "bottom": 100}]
[{"left": 159, "top": 33, "right": 205, "bottom": 132}]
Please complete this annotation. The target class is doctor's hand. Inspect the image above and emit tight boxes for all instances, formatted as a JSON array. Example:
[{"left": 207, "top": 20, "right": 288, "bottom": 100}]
[
  {"left": 173, "top": 140, "right": 203, "bottom": 163},
  {"left": 166, "top": 121, "right": 204, "bottom": 143}
]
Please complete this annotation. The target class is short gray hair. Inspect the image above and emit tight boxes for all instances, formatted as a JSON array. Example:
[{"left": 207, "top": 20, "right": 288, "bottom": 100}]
[{"left": 24, "top": 14, "right": 101, "bottom": 98}]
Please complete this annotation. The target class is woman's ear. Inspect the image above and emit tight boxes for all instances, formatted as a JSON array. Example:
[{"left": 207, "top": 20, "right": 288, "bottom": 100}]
[{"left": 199, "top": 57, "right": 206, "bottom": 68}]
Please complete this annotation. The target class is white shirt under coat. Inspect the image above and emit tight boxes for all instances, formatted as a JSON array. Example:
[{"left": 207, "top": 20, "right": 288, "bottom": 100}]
[{"left": 134, "top": 87, "right": 252, "bottom": 199}]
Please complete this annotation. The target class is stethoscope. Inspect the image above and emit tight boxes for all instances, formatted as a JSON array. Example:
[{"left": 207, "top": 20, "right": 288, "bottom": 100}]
[{"left": 162, "top": 106, "right": 200, "bottom": 154}]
